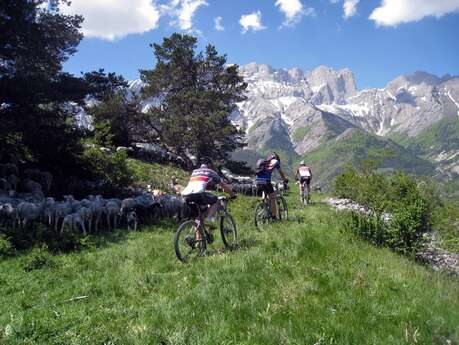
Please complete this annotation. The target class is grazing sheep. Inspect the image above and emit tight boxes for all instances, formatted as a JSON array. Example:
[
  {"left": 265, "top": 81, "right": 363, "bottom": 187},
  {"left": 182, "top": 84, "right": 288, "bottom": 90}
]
[
  {"left": 52, "top": 202, "right": 72, "bottom": 231},
  {"left": 41, "top": 197, "right": 56, "bottom": 227},
  {"left": 16, "top": 202, "right": 43, "bottom": 229},
  {"left": 89, "top": 201, "right": 103, "bottom": 233},
  {"left": 61, "top": 213, "right": 86, "bottom": 236},
  {"left": 77, "top": 207, "right": 93, "bottom": 233},
  {"left": 120, "top": 198, "right": 137, "bottom": 215},
  {"left": 127, "top": 211, "right": 138, "bottom": 231},
  {"left": 0, "top": 203, "right": 18, "bottom": 228},
  {"left": 159, "top": 195, "right": 186, "bottom": 220},
  {"left": 104, "top": 200, "right": 120, "bottom": 231}
]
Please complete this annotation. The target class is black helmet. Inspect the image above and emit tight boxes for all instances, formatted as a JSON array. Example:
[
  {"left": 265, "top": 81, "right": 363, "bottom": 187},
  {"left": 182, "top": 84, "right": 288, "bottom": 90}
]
[
  {"left": 269, "top": 152, "right": 280, "bottom": 161},
  {"left": 199, "top": 156, "right": 213, "bottom": 167}
]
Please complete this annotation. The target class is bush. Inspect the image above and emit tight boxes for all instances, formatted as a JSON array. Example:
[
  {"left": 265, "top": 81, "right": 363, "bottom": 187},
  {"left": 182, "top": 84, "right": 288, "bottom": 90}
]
[
  {"left": 0, "top": 235, "right": 14, "bottom": 257},
  {"left": 82, "top": 147, "right": 134, "bottom": 195},
  {"left": 335, "top": 169, "right": 434, "bottom": 255},
  {"left": 23, "top": 246, "right": 55, "bottom": 271}
]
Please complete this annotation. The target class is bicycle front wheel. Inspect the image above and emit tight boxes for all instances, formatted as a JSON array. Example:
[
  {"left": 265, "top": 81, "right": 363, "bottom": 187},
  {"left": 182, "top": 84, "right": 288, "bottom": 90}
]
[
  {"left": 277, "top": 196, "right": 288, "bottom": 220},
  {"left": 254, "top": 201, "right": 272, "bottom": 231},
  {"left": 220, "top": 212, "right": 237, "bottom": 249},
  {"left": 174, "top": 220, "right": 206, "bottom": 263}
]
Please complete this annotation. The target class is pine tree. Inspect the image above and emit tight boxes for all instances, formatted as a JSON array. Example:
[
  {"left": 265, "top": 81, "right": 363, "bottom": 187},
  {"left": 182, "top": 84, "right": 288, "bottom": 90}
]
[
  {"left": 0, "top": 0, "right": 87, "bottom": 175},
  {"left": 140, "top": 33, "right": 247, "bottom": 168}
]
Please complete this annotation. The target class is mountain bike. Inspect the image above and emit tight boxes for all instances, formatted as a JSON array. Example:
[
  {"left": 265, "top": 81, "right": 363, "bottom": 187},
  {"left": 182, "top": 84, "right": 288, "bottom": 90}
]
[
  {"left": 253, "top": 187, "right": 288, "bottom": 231},
  {"left": 300, "top": 180, "right": 310, "bottom": 206},
  {"left": 174, "top": 196, "right": 237, "bottom": 263}
]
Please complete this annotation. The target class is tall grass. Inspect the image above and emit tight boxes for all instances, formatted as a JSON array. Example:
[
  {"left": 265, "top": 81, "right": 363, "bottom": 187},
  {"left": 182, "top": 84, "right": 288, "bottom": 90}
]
[{"left": 0, "top": 189, "right": 458, "bottom": 344}]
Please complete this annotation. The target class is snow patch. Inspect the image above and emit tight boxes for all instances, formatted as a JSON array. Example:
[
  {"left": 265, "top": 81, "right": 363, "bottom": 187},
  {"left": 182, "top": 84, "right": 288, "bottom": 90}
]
[
  {"left": 339, "top": 103, "right": 371, "bottom": 117},
  {"left": 446, "top": 90, "right": 459, "bottom": 116},
  {"left": 386, "top": 91, "right": 396, "bottom": 101},
  {"left": 311, "top": 83, "right": 326, "bottom": 93}
]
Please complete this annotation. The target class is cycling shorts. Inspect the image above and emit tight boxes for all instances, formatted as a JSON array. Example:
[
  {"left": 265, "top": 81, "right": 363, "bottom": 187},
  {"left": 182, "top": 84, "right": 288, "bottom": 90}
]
[
  {"left": 184, "top": 192, "right": 218, "bottom": 206},
  {"left": 300, "top": 176, "right": 311, "bottom": 186},
  {"left": 256, "top": 181, "right": 275, "bottom": 196}
]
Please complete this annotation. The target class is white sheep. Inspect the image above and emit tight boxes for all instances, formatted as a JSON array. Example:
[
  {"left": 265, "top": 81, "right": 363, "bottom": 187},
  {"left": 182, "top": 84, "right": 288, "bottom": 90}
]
[{"left": 61, "top": 213, "right": 86, "bottom": 236}]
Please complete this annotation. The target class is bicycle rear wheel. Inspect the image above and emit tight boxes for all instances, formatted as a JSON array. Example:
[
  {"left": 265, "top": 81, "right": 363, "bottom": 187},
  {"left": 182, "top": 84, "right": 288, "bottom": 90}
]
[
  {"left": 220, "top": 213, "right": 237, "bottom": 249},
  {"left": 277, "top": 196, "right": 288, "bottom": 220},
  {"left": 174, "top": 220, "right": 206, "bottom": 263},
  {"left": 254, "top": 201, "right": 272, "bottom": 231}
]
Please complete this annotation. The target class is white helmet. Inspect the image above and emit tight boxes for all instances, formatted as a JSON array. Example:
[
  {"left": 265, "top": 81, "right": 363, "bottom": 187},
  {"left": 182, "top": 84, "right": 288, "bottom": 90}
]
[{"left": 300, "top": 160, "right": 305, "bottom": 165}]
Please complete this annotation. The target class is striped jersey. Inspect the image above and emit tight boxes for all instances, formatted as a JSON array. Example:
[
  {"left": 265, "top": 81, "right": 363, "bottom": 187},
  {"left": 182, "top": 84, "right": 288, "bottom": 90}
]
[{"left": 181, "top": 168, "right": 221, "bottom": 195}]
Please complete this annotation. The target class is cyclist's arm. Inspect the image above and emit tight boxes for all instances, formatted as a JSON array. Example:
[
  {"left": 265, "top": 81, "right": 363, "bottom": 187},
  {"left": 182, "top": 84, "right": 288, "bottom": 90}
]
[
  {"left": 279, "top": 168, "right": 288, "bottom": 182},
  {"left": 220, "top": 181, "right": 235, "bottom": 197}
]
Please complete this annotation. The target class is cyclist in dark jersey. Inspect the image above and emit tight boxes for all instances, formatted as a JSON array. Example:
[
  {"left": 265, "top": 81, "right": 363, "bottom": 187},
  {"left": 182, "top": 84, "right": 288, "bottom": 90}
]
[{"left": 255, "top": 152, "right": 288, "bottom": 219}]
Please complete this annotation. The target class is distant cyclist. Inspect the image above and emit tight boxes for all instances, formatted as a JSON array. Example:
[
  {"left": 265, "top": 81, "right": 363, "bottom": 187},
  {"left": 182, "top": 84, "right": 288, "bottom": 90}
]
[
  {"left": 295, "top": 161, "right": 312, "bottom": 202},
  {"left": 255, "top": 152, "right": 288, "bottom": 219}
]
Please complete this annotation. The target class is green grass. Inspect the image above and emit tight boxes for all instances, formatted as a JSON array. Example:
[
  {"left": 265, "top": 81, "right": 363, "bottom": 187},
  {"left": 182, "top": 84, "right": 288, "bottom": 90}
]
[
  {"left": 292, "top": 126, "right": 311, "bottom": 142},
  {"left": 0, "top": 188, "right": 458, "bottom": 344},
  {"left": 301, "top": 129, "right": 434, "bottom": 189},
  {"left": 127, "top": 158, "right": 189, "bottom": 191},
  {"left": 391, "top": 116, "right": 459, "bottom": 159}
]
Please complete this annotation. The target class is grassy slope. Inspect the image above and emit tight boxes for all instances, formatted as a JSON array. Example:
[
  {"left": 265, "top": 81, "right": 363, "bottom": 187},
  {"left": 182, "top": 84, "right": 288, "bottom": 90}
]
[
  {"left": 127, "top": 159, "right": 190, "bottom": 191},
  {"left": 389, "top": 116, "right": 459, "bottom": 160},
  {"left": 302, "top": 129, "right": 434, "bottom": 189},
  {"left": 0, "top": 187, "right": 458, "bottom": 344}
]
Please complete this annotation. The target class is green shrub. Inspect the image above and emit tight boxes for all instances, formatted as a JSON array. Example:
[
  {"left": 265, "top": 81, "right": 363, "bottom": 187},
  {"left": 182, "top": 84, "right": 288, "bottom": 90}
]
[
  {"left": 335, "top": 169, "right": 434, "bottom": 255},
  {"left": 23, "top": 246, "right": 55, "bottom": 271},
  {"left": 82, "top": 147, "right": 133, "bottom": 195},
  {"left": 0, "top": 235, "right": 14, "bottom": 257}
]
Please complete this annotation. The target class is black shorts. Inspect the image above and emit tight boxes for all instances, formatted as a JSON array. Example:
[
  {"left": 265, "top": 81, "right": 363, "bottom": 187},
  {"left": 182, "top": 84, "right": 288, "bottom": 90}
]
[
  {"left": 184, "top": 192, "right": 218, "bottom": 206},
  {"left": 300, "top": 177, "right": 311, "bottom": 186},
  {"left": 256, "top": 181, "right": 275, "bottom": 196}
]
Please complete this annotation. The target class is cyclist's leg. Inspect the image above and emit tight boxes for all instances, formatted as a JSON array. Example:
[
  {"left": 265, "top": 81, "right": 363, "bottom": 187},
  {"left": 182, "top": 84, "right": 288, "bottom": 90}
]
[
  {"left": 265, "top": 182, "right": 277, "bottom": 218},
  {"left": 306, "top": 179, "right": 311, "bottom": 201},
  {"left": 200, "top": 193, "right": 219, "bottom": 222},
  {"left": 184, "top": 194, "right": 202, "bottom": 241}
]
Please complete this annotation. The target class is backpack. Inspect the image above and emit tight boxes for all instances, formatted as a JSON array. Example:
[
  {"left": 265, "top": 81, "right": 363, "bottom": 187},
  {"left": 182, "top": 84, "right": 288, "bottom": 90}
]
[{"left": 256, "top": 159, "right": 268, "bottom": 172}]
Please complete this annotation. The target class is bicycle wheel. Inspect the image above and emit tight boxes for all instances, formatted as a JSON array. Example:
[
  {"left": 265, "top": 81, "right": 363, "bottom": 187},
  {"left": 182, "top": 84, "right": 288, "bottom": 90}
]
[
  {"left": 220, "top": 212, "right": 237, "bottom": 249},
  {"left": 277, "top": 196, "right": 288, "bottom": 220},
  {"left": 254, "top": 201, "right": 272, "bottom": 231},
  {"left": 174, "top": 220, "right": 206, "bottom": 263}
]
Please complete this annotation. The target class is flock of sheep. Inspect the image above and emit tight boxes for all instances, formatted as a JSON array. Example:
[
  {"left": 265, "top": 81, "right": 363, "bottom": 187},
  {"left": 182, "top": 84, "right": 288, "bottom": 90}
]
[
  {"left": 221, "top": 169, "right": 288, "bottom": 196},
  {"left": 0, "top": 163, "right": 190, "bottom": 236},
  {"left": 0, "top": 162, "right": 290, "bottom": 238}
]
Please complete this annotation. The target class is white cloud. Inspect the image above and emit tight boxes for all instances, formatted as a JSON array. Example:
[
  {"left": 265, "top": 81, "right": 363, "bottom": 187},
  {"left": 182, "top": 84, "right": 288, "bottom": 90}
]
[
  {"left": 239, "top": 11, "right": 267, "bottom": 33},
  {"left": 160, "top": 0, "right": 208, "bottom": 31},
  {"left": 275, "top": 0, "right": 315, "bottom": 26},
  {"left": 214, "top": 16, "right": 224, "bottom": 31},
  {"left": 370, "top": 0, "right": 459, "bottom": 26},
  {"left": 343, "top": 0, "right": 360, "bottom": 18},
  {"left": 59, "top": 0, "right": 160, "bottom": 41}
]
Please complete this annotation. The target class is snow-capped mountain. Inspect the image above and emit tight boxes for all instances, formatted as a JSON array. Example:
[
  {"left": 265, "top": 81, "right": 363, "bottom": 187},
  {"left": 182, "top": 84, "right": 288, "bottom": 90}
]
[{"left": 231, "top": 63, "right": 459, "bottom": 176}]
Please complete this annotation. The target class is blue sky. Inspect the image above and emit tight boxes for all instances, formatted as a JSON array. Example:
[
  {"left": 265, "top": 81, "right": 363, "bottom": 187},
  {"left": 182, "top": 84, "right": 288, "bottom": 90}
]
[{"left": 61, "top": 0, "right": 459, "bottom": 89}]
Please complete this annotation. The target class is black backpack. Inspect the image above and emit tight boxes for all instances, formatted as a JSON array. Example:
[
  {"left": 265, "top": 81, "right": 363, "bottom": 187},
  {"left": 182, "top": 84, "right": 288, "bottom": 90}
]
[{"left": 256, "top": 159, "right": 268, "bottom": 172}]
